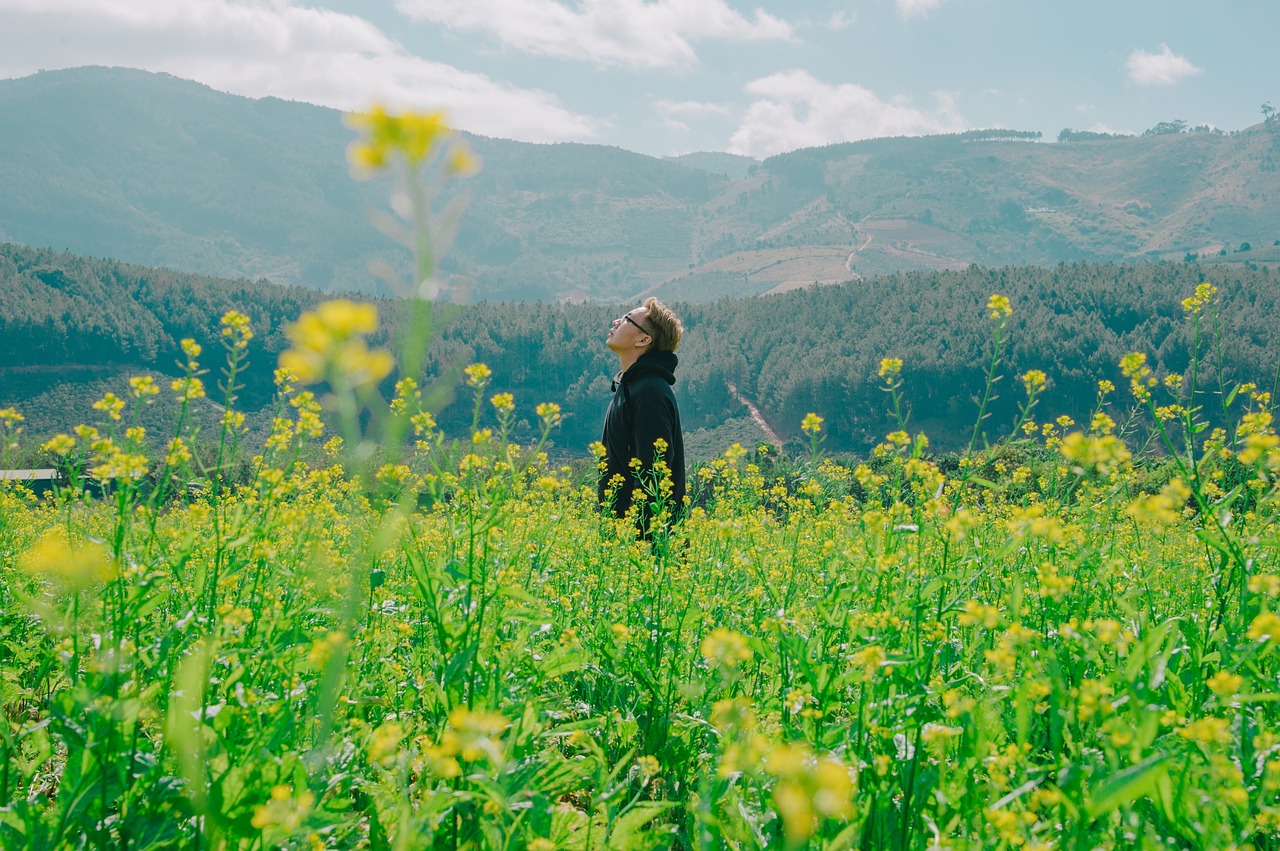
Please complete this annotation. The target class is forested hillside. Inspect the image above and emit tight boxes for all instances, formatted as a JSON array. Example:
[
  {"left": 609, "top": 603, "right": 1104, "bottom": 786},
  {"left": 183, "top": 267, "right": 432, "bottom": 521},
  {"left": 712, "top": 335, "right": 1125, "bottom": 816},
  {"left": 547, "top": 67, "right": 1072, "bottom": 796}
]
[
  {"left": 2, "top": 67, "right": 1279, "bottom": 304},
  {"left": 5, "top": 243, "right": 1280, "bottom": 458}
]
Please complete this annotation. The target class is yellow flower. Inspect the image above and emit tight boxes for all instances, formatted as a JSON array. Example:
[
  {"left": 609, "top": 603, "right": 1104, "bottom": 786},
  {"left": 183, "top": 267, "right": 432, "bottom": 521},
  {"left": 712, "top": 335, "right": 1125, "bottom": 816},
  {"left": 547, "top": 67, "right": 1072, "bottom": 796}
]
[
  {"left": 490, "top": 392, "right": 515, "bottom": 413},
  {"left": 221, "top": 310, "right": 254, "bottom": 351},
  {"left": 1207, "top": 671, "right": 1244, "bottom": 699},
  {"left": 128, "top": 375, "right": 160, "bottom": 398},
  {"left": 801, "top": 412, "right": 823, "bottom": 434},
  {"left": 1021, "top": 370, "right": 1047, "bottom": 393},
  {"left": 345, "top": 106, "right": 459, "bottom": 175},
  {"left": 43, "top": 434, "right": 76, "bottom": 455},
  {"left": 464, "top": 362, "right": 492, "bottom": 389},
  {"left": 251, "top": 785, "right": 315, "bottom": 833},
  {"left": 1178, "top": 716, "right": 1231, "bottom": 746},
  {"left": 92, "top": 392, "right": 126, "bottom": 421},
  {"left": 766, "top": 743, "right": 855, "bottom": 843},
  {"left": 21, "top": 530, "right": 115, "bottom": 591},
  {"left": 281, "top": 300, "right": 393, "bottom": 387},
  {"left": 536, "top": 402, "right": 563, "bottom": 429},
  {"left": 878, "top": 357, "right": 903, "bottom": 378},
  {"left": 701, "top": 628, "right": 753, "bottom": 669},
  {"left": 986, "top": 293, "right": 1012, "bottom": 319},
  {"left": 1247, "top": 611, "right": 1280, "bottom": 642},
  {"left": 368, "top": 722, "right": 405, "bottom": 764}
]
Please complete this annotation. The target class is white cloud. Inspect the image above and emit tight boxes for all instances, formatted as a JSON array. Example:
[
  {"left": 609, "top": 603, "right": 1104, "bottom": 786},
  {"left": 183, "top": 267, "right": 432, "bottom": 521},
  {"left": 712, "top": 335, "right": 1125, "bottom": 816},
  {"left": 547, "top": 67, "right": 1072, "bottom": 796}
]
[
  {"left": 395, "top": 0, "right": 793, "bottom": 69},
  {"left": 826, "top": 10, "right": 856, "bottom": 30},
  {"left": 1126, "top": 44, "right": 1201, "bottom": 86},
  {"left": 655, "top": 98, "right": 729, "bottom": 131},
  {"left": 0, "top": 0, "right": 599, "bottom": 142},
  {"left": 896, "top": 0, "right": 946, "bottom": 19},
  {"left": 728, "top": 70, "right": 963, "bottom": 157}
]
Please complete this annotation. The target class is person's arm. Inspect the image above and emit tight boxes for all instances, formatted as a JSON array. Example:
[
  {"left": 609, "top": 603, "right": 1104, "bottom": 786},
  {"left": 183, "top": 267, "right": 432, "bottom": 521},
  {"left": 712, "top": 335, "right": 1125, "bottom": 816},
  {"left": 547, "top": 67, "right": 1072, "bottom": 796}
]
[{"left": 630, "top": 383, "right": 677, "bottom": 493}]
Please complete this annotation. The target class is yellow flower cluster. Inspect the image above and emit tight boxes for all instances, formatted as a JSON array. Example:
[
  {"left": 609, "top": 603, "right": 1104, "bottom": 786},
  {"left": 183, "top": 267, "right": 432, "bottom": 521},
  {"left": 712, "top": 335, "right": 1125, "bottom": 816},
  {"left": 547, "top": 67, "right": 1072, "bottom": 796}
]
[{"left": 280, "top": 299, "right": 394, "bottom": 388}]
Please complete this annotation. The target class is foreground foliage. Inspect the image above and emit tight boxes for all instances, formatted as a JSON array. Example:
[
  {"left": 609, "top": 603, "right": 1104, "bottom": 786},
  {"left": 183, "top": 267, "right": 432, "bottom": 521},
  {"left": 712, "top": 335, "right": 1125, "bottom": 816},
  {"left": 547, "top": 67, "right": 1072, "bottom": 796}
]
[{"left": 3, "top": 282, "right": 1280, "bottom": 851}]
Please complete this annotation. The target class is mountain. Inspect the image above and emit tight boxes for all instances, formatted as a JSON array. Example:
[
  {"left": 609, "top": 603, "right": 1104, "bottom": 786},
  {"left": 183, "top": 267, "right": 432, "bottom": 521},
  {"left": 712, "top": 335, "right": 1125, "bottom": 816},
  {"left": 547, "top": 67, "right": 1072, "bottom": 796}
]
[{"left": 2, "top": 67, "right": 1279, "bottom": 304}]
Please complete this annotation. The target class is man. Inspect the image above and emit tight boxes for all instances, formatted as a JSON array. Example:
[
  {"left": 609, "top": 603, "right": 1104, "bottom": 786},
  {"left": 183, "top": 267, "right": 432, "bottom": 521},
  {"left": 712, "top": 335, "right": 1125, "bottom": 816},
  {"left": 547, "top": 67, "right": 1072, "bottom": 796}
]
[{"left": 599, "top": 297, "right": 686, "bottom": 532}]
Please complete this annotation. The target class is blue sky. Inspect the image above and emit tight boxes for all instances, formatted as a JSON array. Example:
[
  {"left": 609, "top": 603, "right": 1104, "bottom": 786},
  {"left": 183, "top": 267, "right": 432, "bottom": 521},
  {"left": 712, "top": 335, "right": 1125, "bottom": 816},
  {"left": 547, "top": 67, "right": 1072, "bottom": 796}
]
[{"left": 1, "top": 0, "right": 1275, "bottom": 158}]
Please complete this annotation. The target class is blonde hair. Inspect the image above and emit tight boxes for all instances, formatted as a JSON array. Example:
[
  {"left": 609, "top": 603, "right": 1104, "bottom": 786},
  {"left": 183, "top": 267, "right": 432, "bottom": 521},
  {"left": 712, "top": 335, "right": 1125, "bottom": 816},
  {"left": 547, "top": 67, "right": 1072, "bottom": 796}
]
[{"left": 642, "top": 297, "right": 683, "bottom": 353}]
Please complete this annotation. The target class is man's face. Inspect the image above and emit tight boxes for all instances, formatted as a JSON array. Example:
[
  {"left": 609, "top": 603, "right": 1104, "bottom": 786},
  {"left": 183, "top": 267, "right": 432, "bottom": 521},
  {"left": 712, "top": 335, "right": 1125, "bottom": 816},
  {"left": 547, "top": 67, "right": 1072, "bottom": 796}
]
[{"left": 606, "top": 307, "right": 652, "bottom": 353}]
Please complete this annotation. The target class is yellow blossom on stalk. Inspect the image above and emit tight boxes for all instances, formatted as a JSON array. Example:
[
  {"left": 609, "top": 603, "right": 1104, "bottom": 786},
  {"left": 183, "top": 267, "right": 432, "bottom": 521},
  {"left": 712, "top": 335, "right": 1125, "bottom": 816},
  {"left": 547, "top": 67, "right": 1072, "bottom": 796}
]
[
  {"left": 128, "top": 375, "right": 159, "bottom": 398},
  {"left": 536, "top": 402, "right": 563, "bottom": 429},
  {"left": 368, "top": 721, "right": 405, "bottom": 764},
  {"left": 1021, "top": 370, "right": 1047, "bottom": 393},
  {"left": 1181, "top": 282, "right": 1217, "bottom": 315},
  {"left": 701, "top": 628, "right": 753, "bottom": 669},
  {"left": 1248, "top": 611, "right": 1280, "bottom": 643},
  {"left": 20, "top": 530, "right": 115, "bottom": 591},
  {"left": 490, "top": 392, "right": 515, "bottom": 414},
  {"left": 345, "top": 106, "right": 466, "bottom": 174},
  {"left": 1126, "top": 477, "right": 1190, "bottom": 526},
  {"left": 850, "top": 644, "right": 887, "bottom": 678},
  {"left": 441, "top": 706, "right": 509, "bottom": 765},
  {"left": 222, "top": 410, "right": 246, "bottom": 431},
  {"left": 124, "top": 426, "right": 145, "bottom": 443},
  {"left": 1249, "top": 575, "right": 1280, "bottom": 598},
  {"left": 801, "top": 412, "right": 823, "bottom": 434},
  {"left": 375, "top": 464, "right": 413, "bottom": 488},
  {"left": 1090, "top": 412, "right": 1116, "bottom": 434},
  {"left": 280, "top": 300, "right": 393, "bottom": 387},
  {"left": 1060, "top": 431, "right": 1131, "bottom": 476},
  {"left": 165, "top": 437, "right": 192, "bottom": 467},
  {"left": 0, "top": 407, "right": 22, "bottom": 428},
  {"left": 878, "top": 357, "right": 903, "bottom": 378},
  {"left": 43, "top": 434, "right": 76, "bottom": 455},
  {"left": 1207, "top": 671, "right": 1244, "bottom": 699},
  {"left": 1119, "top": 352, "right": 1156, "bottom": 401},
  {"left": 1006, "top": 503, "right": 1064, "bottom": 544},
  {"left": 221, "top": 310, "right": 254, "bottom": 351},
  {"left": 1178, "top": 716, "right": 1232, "bottom": 746},
  {"left": 171, "top": 377, "right": 207, "bottom": 402},
  {"left": 1241, "top": 432, "right": 1280, "bottom": 467},
  {"left": 765, "top": 743, "right": 855, "bottom": 843},
  {"left": 945, "top": 507, "right": 980, "bottom": 539},
  {"left": 465, "top": 362, "right": 492, "bottom": 390},
  {"left": 251, "top": 784, "right": 315, "bottom": 833},
  {"left": 959, "top": 600, "right": 1001, "bottom": 630},
  {"left": 1240, "top": 411, "right": 1275, "bottom": 437},
  {"left": 92, "top": 392, "right": 126, "bottom": 421},
  {"left": 987, "top": 293, "right": 1012, "bottom": 319}
]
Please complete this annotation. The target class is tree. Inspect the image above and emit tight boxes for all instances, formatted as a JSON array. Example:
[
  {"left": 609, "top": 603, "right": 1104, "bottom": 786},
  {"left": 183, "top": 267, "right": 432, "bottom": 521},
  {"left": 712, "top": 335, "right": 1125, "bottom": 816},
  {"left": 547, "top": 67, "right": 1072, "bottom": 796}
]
[{"left": 1143, "top": 119, "right": 1188, "bottom": 137}]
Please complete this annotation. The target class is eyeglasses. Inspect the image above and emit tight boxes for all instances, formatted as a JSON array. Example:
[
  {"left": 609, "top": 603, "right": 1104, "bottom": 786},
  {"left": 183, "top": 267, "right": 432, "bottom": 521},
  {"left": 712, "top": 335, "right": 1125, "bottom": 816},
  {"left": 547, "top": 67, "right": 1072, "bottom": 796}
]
[{"left": 620, "top": 313, "right": 651, "bottom": 335}]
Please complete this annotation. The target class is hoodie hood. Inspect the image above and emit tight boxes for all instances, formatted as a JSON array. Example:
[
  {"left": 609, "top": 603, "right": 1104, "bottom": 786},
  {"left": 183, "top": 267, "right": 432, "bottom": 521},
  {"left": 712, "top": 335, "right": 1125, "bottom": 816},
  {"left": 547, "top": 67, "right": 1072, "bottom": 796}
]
[{"left": 620, "top": 349, "right": 678, "bottom": 388}]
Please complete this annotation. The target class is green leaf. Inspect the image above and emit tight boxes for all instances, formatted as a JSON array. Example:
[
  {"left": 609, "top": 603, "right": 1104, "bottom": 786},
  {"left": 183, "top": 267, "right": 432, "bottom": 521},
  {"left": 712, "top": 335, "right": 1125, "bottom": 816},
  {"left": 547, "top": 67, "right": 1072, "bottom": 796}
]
[
  {"left": 607, "top": 801, "right": 679, "bottom": 850},
  {"left": 1085, "top": 752, "right": 1169, "bottom": 820}
]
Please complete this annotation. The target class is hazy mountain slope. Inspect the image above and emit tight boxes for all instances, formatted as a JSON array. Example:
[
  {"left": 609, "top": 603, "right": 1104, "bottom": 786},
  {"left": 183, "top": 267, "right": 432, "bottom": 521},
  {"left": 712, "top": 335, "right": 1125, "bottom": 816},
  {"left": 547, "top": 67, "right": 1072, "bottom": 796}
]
[{"left": 2, "top": 67, "right": 1278, "bottom": 304}]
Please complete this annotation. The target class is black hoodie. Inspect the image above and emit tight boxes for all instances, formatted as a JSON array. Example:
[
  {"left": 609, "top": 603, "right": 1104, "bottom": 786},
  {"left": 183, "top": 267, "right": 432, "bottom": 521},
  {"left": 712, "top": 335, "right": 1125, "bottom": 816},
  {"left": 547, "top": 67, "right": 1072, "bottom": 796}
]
[{"left": 599, "top": 349, "right": 687, "bottom": 526}]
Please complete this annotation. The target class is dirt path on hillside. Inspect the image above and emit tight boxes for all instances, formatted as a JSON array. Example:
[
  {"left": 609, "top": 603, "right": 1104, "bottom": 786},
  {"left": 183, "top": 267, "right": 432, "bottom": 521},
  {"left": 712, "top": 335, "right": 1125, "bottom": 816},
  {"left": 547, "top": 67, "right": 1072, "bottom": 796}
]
[{"left": 725, "top": 381, "right": 784, "bottom": 447}]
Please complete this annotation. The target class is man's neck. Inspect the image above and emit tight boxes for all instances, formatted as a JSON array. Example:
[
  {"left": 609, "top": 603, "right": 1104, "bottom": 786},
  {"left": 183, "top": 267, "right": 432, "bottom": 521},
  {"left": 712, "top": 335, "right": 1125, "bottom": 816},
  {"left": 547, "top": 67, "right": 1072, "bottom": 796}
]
[{"left": 615, "top": 348, "right": 648, "bottom": 374}]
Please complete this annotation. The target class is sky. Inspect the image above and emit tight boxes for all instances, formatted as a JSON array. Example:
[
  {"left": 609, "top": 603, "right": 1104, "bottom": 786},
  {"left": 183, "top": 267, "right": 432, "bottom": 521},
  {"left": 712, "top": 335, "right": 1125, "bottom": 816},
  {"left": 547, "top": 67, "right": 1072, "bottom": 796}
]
[{"left": 1, "top": 0, "right": 1277, "bottom": 159}]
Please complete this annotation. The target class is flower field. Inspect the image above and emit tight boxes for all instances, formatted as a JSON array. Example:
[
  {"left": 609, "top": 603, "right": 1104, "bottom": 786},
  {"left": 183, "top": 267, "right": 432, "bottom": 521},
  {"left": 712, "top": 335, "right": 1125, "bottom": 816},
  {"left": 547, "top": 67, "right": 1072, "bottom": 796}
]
[{"left": 3, "top": 281, "right": 1280, "bottom": 851}]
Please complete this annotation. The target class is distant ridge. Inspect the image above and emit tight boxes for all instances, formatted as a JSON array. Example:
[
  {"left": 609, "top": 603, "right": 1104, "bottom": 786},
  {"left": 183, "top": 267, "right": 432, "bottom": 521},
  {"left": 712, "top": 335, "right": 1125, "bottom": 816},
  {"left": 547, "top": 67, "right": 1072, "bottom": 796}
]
[{"left": 2, "top": 67, "right": 1278, "bottom": 303}]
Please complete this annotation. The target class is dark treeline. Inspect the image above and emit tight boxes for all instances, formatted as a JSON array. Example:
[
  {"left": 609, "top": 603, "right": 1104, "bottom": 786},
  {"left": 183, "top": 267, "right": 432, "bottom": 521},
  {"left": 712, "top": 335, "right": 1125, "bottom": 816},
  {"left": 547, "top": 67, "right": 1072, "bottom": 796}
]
[{"left": 4, "top": 242, "right": 1280, "bottom": 455}]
